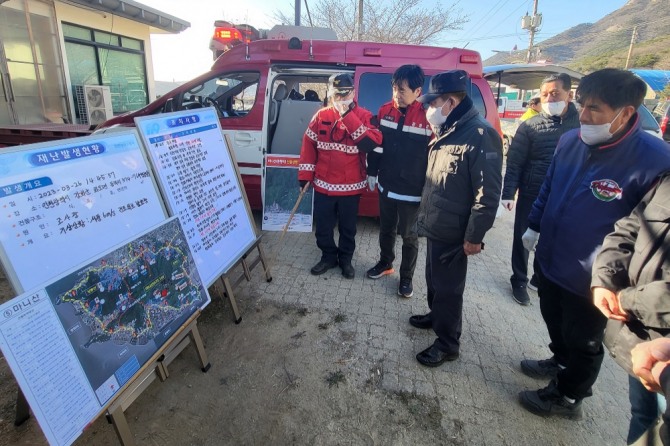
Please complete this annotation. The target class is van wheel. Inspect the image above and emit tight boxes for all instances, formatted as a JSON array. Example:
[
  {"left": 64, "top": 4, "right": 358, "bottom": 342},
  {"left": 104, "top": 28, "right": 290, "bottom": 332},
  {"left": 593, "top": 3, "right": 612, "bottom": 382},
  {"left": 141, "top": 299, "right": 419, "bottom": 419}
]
[{"left": 503, "top": 136, "right": 510, "bottom": 156}]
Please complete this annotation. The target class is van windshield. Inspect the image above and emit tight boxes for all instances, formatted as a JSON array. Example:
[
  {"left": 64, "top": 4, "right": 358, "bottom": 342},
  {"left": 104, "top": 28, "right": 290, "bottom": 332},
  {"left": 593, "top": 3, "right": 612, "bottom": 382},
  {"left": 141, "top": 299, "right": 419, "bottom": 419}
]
[{"left": 172, "top": 72, "right": 260, "bottom": 118}]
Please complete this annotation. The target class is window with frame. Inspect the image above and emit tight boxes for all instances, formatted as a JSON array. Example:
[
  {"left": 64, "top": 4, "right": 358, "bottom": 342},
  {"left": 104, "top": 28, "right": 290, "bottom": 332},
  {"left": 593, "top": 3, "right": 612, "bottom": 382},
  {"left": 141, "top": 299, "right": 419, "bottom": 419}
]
[
  {"left": 358, "top": 72, "right": 487, "bottom": 118},
  {"left": 163, "top": 72, "right": 260, "bottom": 118},
  {"left": 62, "top": 23, "right": 148, "bottom": 115}
]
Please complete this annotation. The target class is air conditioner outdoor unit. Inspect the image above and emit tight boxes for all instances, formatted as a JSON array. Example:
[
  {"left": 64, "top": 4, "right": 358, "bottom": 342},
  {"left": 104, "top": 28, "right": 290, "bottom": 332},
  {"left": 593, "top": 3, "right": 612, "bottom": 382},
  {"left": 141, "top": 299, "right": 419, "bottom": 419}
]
[{"left": 75, "top": 85, "right": 113, "bottom": 125}]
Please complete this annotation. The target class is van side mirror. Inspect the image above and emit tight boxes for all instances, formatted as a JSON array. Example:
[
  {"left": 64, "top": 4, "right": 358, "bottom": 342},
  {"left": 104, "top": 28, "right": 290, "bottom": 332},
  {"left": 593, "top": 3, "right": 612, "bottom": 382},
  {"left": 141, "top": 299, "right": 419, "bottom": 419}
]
[{"left": 164, "top": 98, "right": 175, "bottom": 112}]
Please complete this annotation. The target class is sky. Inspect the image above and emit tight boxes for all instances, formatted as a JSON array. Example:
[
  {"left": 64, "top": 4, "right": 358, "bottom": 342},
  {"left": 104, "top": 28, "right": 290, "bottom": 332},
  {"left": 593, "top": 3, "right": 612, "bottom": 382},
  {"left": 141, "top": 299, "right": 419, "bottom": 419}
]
[{"left": 140, "top": 0, "right": 630, "bottom": 82}]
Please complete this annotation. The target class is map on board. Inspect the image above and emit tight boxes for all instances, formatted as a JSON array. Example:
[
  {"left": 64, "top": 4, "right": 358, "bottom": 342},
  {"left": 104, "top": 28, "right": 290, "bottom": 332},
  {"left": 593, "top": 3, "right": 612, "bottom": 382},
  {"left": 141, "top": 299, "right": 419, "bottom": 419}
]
[{"left": 45, "top": 217, "right": 209, "bottom": 405}]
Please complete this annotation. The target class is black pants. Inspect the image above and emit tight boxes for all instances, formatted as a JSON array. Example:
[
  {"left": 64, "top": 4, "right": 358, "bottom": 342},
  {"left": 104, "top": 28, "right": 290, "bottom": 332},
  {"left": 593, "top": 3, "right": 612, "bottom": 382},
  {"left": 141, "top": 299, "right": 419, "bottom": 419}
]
[
  {"left": 313, "top": 191, "right": 360, "bottom": 264},
  {"left": 425, "top": 238, "right": 468, "bottom": 354},
  {"left": 378, "top": 193, "right": 420, "bottom": 280},
  {"left": 535, "top": 263, "right": 607, "bottom": 400},
  {"left": 510, "top": 194, "right": 536, "bottom": 287}
]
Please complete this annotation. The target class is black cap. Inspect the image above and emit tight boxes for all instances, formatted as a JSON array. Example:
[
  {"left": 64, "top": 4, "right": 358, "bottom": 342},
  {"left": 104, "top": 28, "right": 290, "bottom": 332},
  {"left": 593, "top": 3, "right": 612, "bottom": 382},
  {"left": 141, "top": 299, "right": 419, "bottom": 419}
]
[
  {"left": 329, "top": 73, "right": 354, "bottom": 95},
  {"left": 417, "top": 70, "right": 469, "bottom": 104}
]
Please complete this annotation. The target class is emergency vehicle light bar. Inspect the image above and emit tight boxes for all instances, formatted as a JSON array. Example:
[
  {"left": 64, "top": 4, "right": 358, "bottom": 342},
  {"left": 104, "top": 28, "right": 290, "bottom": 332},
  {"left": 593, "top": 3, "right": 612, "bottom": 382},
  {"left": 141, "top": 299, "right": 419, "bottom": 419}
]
[
  {"left": 213, "top": 27, "right": 244, "bottom": 44},
  {"left": 460, "top": 54, "right": 480, "bottom": 64}
]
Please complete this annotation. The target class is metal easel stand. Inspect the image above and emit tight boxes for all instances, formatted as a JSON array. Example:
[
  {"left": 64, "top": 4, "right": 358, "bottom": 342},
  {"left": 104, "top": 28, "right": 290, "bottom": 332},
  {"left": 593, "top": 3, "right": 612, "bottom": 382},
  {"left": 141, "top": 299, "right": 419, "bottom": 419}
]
[{"left": 216, "top": 236, "right": 272, "bottom": 324}]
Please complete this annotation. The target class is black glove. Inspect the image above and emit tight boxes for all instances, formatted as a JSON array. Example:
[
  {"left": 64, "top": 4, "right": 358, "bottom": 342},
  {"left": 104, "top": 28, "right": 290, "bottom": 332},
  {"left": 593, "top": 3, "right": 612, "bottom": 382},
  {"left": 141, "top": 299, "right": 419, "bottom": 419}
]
[{"left": 299, "top": 180, "right": 308, "bottom": 189}]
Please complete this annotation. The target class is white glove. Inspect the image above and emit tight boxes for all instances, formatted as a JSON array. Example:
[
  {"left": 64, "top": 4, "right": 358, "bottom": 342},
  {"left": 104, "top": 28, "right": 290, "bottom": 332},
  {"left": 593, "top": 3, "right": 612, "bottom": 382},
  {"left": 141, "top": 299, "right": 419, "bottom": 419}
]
[
  {"left": 334, "top": 99, "right": 353, "bottom": 115},
  {"left": 522, "top": 228, "right": 540, "bottom": 252},
  {"left": 367, "top": 176, "right": 377, "bottom": 191},
  {"left": 501, "top": 199, "right": 515, "bottom": 211}
]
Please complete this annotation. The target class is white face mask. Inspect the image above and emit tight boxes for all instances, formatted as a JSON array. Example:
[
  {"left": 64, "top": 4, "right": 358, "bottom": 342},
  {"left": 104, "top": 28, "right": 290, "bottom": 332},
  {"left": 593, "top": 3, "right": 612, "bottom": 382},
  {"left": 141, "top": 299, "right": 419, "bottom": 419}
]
[
  {"left": 580, "top": 108, "right": 624, "bottom": 146},
  {"left": 541, "top": 101, "right": 566, "bottom": 117},
  {"left": 426, "top": 101, "right": 451, "bottom": 130},
  {"left": 334, "top": 99, "right": 353, "bottom": 109}
]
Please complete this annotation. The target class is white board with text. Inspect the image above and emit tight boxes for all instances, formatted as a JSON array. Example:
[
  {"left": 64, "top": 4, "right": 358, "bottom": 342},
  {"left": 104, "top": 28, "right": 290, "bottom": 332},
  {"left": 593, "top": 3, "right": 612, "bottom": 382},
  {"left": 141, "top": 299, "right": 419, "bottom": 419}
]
[{"left": 135, "top": 108, "right": 257, "bottom": 287}]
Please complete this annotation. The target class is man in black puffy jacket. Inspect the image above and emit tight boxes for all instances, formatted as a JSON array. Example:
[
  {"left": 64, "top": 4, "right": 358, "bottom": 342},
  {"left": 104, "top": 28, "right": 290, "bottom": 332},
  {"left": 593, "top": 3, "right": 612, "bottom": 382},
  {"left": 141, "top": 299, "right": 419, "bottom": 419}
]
[{"left": 501, "top": 73, "right": 580, "bottom": 306}]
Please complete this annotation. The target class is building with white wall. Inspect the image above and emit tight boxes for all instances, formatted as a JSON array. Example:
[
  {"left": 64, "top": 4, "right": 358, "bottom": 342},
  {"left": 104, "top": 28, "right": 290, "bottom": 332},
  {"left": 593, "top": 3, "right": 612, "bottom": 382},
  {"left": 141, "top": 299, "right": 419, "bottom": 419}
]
[{"left": 0, "top": 0, "right": 189, "bottom": 126}]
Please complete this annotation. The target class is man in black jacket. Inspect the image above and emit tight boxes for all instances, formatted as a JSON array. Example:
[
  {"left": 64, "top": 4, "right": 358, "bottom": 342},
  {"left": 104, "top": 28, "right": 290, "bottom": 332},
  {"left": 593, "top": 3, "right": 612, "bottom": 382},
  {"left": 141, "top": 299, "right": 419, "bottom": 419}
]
[
  {"left": 366, "top": 65, "right": 432, "bottom": 298},
  {"left": 409, "top": 70, "right": 502, "bottom": 367},
  {"left": 592, "top": 172, "right": 670, "bottom": 444},
  {"left": 501, "top": 73, "right": 580, "bottom": 306}
]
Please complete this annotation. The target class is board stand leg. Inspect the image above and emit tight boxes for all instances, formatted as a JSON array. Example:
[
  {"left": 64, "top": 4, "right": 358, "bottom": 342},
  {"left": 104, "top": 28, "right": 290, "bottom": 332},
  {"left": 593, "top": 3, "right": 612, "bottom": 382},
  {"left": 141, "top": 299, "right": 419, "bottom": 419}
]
[
  {"left": 216, "top": 236, "right": 272, "bottom": 324},
  {"left": 256, "top": 243, "right": 273, "bottom": 282},
  {"left": 188, "top": 322, "right": 211, "bottom": 372},
  {"left": 14, "top": 389, "right": 30, "bottom": 426},
  {"left": 107, "top": 405, "right": 135, "bottom": 446},
  {"left": 219, "top": 276, "right": 242, "bottom": 324}
]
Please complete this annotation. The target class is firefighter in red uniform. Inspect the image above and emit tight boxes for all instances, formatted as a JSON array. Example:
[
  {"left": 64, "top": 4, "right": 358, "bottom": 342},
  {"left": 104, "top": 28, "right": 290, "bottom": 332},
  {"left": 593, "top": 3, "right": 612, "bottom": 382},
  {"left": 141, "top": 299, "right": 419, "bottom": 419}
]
[{"left": 299, "top": 73, "right": 382, "bottom": 279}]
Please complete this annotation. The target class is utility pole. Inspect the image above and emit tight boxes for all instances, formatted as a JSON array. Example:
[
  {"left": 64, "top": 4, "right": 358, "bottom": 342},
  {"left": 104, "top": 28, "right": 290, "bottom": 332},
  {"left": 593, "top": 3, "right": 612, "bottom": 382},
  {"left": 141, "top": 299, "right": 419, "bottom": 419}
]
[
  {"left": 294, "top": 0, "right": 301, "bottom": 26},
  {"left": 625, "top": 26, "right": 638, "bottom": 69},
  {"left": 521, "top": 0, "right": 541, "bottom": 63},
  {"left": 357, "top": 0, "right": 364, "bottom": 40}
]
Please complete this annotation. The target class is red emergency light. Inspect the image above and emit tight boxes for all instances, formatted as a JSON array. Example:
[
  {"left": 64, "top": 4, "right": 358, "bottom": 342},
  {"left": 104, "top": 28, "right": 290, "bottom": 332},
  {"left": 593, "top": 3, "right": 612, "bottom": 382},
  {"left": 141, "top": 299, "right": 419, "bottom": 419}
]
[
  {"left": 459, "top": 54, "right": 480, "bottom": 64},
  {"left": 213, "top": 27, "right": 243, "bottom": 44}
]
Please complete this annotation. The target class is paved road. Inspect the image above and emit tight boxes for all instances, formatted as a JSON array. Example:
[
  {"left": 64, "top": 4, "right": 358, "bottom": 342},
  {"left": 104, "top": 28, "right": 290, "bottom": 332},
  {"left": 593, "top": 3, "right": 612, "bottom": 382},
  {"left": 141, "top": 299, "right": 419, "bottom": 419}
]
[
  {"left": 0, "top": 206, "right": 631, "bottom": 445},
  {"left": 252, "top": 206, "right": 630, "bottom": 445}
]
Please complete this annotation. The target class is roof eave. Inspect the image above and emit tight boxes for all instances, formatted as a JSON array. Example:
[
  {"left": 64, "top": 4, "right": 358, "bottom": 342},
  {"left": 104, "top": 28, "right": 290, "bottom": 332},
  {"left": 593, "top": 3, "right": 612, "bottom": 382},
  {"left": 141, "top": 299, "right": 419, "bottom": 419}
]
[{"left": 61, "top": 0, "right": 190, "bottom": 34}]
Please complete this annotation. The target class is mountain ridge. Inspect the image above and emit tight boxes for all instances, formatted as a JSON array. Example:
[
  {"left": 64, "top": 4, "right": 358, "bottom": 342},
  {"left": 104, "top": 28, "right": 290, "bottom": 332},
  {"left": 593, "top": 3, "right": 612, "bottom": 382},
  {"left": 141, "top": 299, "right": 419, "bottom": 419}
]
[{"left": 483, "top": 0, "right": 670, "bottom": 73}]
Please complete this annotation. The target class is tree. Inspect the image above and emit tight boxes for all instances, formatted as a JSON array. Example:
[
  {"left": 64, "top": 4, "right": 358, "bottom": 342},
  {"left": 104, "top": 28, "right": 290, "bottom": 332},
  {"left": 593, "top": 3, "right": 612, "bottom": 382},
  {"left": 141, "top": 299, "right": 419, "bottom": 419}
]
[{"left": 274, "top": 0, "right": 468, "bottom": 45}]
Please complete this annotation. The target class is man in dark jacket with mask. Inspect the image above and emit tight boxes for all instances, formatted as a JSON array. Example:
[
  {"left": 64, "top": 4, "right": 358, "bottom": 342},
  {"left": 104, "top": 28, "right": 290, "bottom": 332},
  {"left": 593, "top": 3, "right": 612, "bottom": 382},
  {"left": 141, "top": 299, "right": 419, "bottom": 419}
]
[
  {"left": 408, "top": 70, "right": 503, "bottom": 367},
  {"left": 519, "top": 68, "right": 670, "bottom": 420},
  {"left": 501, "top": 73, "right": 580, "bottom": 306}
]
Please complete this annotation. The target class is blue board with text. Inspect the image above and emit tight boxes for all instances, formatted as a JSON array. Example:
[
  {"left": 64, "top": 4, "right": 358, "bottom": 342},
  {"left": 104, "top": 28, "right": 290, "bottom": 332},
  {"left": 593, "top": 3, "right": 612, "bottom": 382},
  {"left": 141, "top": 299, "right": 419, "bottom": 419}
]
[{"left": 0, "top": 131, "right": 167, "bottom": 293}]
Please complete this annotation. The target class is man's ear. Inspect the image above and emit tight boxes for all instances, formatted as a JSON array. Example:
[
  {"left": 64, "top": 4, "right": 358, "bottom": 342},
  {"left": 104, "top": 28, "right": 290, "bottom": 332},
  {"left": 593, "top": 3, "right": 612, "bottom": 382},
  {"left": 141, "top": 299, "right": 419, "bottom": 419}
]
[
  {"left": 622, "top": 105, "right": 637, "bottom": 122},
  {"left": 567, "top": 90, "right": 574, "bottom": 102}
]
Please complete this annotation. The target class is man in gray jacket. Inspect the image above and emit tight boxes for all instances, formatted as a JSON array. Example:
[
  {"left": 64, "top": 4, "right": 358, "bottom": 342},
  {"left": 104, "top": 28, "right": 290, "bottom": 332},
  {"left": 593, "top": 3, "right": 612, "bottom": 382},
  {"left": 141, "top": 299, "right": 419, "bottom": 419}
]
[{"left": 409, "top": 70, "right": 503, "bottom": 367}]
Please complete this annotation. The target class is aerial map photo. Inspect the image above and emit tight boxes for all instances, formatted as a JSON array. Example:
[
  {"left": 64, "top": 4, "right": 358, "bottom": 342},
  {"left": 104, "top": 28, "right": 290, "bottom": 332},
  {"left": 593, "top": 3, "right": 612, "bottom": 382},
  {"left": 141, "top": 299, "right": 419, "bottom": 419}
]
[{"left": 45, "top": 217, "right": 210, "bottom": 404}]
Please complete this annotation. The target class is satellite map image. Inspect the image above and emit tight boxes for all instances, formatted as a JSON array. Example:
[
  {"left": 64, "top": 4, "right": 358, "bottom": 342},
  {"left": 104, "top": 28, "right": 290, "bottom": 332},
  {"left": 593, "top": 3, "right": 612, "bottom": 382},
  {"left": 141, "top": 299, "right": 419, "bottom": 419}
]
[{"left": 46, "top": 217, "right": 209, "bottom": 403}]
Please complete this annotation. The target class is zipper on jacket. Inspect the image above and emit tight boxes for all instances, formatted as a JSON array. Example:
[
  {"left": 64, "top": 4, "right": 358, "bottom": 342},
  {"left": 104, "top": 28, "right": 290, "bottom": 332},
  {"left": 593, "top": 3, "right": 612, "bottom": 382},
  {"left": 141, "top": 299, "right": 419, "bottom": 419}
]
[{"left": 544, "top": 149, "right": 593, "bottom": 270}]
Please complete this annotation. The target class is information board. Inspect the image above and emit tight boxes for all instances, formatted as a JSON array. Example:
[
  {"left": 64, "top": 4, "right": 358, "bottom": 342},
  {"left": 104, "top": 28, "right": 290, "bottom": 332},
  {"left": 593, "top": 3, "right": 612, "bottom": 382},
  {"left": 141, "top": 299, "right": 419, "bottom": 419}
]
[
  {"left": 0, "top": 131, "right": 167, "bottom": 293},
  {"left": 135, "top": 108, "right": 257, "bottom": 286},
  {"left": 0, "top": 217, "right": 209, "bottom": 446},
  {"left": 262, "top": 155, "right": 313, "bottom": 232}
]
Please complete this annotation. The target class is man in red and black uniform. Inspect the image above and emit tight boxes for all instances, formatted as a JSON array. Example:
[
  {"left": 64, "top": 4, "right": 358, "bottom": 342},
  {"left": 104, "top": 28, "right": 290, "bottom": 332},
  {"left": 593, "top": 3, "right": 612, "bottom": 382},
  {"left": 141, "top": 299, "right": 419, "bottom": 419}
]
[
  {"left": 299, "top": 73, "right": 382, "bottom": 279},
  {"left": 366, "top": 65, "right": 432, "bottom": 298}
]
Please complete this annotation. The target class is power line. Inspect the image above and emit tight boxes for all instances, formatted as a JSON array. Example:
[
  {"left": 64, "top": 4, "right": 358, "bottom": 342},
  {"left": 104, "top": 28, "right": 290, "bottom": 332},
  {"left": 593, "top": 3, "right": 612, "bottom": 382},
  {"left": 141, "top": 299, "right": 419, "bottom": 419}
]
[
  {"left": 459, "top": 0, "right": 509, "bottom": 43},
  {"left": 467, "top": 0, "right": 515, "bottom": 42}
]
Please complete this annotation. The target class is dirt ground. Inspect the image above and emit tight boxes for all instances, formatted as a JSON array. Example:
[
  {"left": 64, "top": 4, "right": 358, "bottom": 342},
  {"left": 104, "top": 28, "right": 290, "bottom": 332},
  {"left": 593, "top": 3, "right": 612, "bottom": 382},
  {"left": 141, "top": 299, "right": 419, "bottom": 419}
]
[
  {"left": 0, "top": 273, "right": 461, "bottom": 446},
  {"left": 0, "top": 211, "right": 631, "bottom": 446}
]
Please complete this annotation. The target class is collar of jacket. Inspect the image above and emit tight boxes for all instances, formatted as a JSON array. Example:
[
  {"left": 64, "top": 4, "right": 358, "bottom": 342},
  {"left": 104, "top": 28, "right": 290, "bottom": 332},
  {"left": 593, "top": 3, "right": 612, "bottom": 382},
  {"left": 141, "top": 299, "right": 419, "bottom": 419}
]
[
  {"left": 437, "top": 95, "right": 474, "bottom": 135},
  {"left": 397, "top": 100, "right": 424, "bottom": 114}
]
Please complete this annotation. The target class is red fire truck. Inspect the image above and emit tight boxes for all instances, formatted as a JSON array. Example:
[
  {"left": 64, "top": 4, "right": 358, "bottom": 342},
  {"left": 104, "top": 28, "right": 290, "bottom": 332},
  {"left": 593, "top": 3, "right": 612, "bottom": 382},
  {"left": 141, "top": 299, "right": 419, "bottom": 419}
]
[{"left": 99, "top": 24, "right": 502, "bottom": 216}]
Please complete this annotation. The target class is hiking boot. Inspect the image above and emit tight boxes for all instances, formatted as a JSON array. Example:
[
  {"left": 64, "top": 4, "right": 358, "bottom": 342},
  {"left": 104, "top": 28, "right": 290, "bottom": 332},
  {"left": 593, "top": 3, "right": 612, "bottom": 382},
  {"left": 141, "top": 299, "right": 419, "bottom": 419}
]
[
  {"left": 398, "top": 278, "right": 413, "bottom": 298},
  {"left": 512, "top": 285, "right": 530, "bottom": 306},
  {"left": 310, "top": 260, "right": 338, "bottom": 275},
  {"left": 519, "top": 380, "right": 583, "bottom": 420},
  {"left": 366, "top": 261, "right": 394, "bottom": 279},
  {"left": 340, "top": 261, "right": 355, "bottom": 279},
  {"left": 520, "top": 357, "right": 563, "bottom": 379},
  {"left": 528, "top": 275, "right": 539, "bottom": 291}
]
